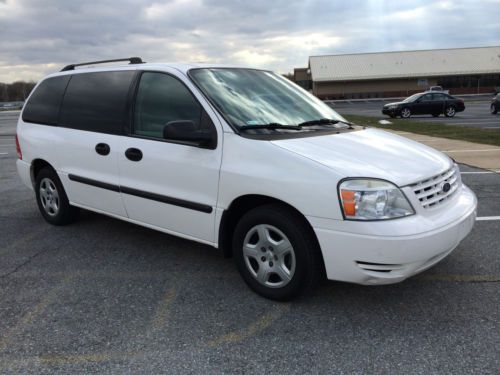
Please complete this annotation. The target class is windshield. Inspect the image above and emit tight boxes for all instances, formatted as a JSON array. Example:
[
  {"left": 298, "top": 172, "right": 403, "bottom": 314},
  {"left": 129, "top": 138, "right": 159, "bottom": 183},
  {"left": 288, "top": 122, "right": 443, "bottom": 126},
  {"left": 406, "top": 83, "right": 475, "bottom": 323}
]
[
  {"left": 189, "top": 68, "right": 346, "bottom": 130},
  {"left": 403, "top": 93, "right": 423, "bottom": 103}
]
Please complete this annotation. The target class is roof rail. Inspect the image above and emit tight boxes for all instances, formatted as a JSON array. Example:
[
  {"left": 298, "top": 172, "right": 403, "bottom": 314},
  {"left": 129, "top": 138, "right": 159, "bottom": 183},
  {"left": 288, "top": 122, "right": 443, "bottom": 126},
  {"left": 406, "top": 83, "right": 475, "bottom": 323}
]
[{"left": 60, "top": 57, "right": 144, "bottom": 72}]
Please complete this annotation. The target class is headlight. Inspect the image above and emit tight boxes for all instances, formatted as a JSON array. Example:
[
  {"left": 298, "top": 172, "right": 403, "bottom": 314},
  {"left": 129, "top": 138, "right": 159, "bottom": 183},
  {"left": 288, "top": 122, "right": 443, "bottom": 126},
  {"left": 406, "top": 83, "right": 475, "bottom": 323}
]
[
  {"left": 339, "top": 179, "right": 414, "bottom": 220},
  {"left": 387, "top": 105, "right": 397, "bottom": 109}
]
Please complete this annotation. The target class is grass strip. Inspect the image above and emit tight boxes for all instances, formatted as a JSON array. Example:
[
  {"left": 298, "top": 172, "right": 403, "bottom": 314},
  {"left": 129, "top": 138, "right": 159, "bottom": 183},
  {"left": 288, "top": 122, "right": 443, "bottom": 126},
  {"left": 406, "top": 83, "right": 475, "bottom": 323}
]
[{"left": 343, "top": 114, "right": 500, "bottom": 147}]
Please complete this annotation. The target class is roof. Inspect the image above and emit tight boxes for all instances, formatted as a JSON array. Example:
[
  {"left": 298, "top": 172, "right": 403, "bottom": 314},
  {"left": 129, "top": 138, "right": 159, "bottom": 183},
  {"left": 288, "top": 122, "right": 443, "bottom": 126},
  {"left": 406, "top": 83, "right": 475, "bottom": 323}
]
[
  {"left": 46, "top": 62, "right": 256, "bottom": 80},
  {"left": 309, "top": 46, "right": 500, "bottom": 82}
]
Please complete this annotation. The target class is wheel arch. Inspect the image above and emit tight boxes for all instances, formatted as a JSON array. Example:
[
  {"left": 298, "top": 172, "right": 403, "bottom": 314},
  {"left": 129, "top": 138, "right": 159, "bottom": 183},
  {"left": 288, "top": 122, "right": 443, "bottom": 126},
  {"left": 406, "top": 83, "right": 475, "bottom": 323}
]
[
  {"left": 30, "top": 159, "right": 55, "bottom": 187},
  {"left": 218, "top": 194, "right": 322, "bottom": 262}
]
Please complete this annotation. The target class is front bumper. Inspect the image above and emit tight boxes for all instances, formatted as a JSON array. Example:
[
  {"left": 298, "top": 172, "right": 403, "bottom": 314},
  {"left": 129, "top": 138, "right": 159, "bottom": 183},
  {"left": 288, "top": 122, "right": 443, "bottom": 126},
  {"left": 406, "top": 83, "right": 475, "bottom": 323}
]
[
  {"left": 382, "top": 107, "right": 399, "bottom": 116},
  {"left": 310, "top": 184, "right": 477, "bottom": 285}
]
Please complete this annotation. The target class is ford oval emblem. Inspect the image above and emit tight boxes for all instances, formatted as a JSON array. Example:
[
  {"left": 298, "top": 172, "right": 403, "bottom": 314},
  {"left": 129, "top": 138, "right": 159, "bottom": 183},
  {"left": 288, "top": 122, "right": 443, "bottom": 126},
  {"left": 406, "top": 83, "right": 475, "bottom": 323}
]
[{"left": 442, "top": 182, "right": 451, "bottom": 193}]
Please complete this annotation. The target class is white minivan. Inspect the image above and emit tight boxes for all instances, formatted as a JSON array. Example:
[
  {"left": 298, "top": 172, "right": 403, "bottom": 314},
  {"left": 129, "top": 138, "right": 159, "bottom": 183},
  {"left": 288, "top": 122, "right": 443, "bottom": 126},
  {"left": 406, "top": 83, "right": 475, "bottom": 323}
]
[{"left": 16, "top": 58, "right": 477, "bottom": 300}]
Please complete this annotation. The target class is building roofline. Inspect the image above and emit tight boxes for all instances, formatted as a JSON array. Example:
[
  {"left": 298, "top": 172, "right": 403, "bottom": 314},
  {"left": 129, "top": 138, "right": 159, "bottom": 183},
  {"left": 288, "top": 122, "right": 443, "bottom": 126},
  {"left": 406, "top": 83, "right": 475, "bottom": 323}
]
[{"left": 308, "top": 45, "right": 500, "bottom": 59}]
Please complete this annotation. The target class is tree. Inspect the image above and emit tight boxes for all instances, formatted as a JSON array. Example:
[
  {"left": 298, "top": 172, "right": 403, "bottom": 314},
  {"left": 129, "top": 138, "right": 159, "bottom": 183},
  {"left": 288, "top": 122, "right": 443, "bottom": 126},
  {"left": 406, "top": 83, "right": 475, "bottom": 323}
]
[{"left": 0, "top": 81, "right": 37, "bottom": 102}]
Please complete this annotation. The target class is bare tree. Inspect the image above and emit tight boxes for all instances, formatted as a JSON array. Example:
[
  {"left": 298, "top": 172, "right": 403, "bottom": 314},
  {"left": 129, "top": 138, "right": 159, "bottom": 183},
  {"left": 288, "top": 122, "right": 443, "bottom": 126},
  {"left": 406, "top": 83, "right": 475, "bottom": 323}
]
[{"left": 0, "top": 81, "right": 36, "bottom": 102}]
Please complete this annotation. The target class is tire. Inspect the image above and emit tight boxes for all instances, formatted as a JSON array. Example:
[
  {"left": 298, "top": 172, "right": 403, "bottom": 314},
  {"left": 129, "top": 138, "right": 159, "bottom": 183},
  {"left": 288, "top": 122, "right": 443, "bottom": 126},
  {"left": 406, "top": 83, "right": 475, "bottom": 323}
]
[
  {"left": 35, "top": 167, "right": 79, "bottom": 225},
  {"left": 232, "top": 204, "right": 322, "bottom": 301},
  {"left": 400, "top": 107, "right": 411, "bottom": 118},
  {"left": 491, "top": 104, "right": 498, "bottom": 115},
  {"left": 445, "top": 106, "right": 456, "bottom": 117},
  {"left": 432, "top": 113, "right": 440, "bottom": 117}
]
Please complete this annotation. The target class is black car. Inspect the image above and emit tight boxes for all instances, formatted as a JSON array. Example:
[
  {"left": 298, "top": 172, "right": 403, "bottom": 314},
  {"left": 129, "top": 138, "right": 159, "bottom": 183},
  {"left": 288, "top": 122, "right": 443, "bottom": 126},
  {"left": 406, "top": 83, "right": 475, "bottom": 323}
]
[
  {"left": 491, "top": 94, "right": 499, "bottom": 115},
  {"left": 382, "top": 92, "right": 465, "bottom": 118}
]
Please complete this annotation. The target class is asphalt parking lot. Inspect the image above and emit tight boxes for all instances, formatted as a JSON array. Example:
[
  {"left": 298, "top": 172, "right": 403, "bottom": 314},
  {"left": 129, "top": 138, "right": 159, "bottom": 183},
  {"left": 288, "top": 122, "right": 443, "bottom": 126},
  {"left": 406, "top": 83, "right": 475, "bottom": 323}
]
[
  {"left": 330, "top": 99, "right": 500, "bottom": 129},
  {"left": 0, "top": 112, "right": 499, "bottom": 374}
]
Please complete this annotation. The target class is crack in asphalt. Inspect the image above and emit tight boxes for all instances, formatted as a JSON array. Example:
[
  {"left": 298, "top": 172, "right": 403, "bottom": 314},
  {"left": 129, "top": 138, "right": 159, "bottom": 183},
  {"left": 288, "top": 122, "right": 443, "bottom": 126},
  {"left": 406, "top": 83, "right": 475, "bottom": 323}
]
[{"left": 0, "top": 247, "right": 51, "bottom": 279}]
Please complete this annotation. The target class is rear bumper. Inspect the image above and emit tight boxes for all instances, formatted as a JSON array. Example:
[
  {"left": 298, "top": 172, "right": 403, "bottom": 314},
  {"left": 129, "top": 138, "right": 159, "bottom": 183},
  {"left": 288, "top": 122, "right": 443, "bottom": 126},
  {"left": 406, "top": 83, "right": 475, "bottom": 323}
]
[
  {"left": 16, "top": 159, "right": 33, "bottom": 190},
  {"left": 310, "top": 185, "right": 477, "bottom": 285}
]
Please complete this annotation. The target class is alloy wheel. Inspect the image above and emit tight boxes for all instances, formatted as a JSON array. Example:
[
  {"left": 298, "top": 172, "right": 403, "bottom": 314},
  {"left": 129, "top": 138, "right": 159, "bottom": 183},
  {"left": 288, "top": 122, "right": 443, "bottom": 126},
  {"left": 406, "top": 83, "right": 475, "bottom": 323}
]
[
  {"left": 39, "top": 178, "right": 60, "bottom": 216},
  {"left": 401, "top": 108, "right": 411, "bottom": 118}
]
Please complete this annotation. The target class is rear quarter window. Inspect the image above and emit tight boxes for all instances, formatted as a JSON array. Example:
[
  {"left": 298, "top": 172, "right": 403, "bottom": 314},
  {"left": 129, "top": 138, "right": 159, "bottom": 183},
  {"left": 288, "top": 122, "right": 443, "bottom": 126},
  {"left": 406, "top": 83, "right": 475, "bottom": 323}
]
[
  {"left": 22, "top": 75, "right": 70, "bottom": 125},
  {"left": 59, "top": 70, "right": 136, "bottom": 134}
]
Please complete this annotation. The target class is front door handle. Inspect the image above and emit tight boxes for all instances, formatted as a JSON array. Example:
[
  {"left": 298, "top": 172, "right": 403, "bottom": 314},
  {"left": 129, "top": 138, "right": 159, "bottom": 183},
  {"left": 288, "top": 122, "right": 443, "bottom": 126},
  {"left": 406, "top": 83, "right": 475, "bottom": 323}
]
[
  {"left": 125, "top": 148, "right": 143, "bottom": 162},
  {"left": 95, "top": 143, "right": 110, "bottom": 156}
]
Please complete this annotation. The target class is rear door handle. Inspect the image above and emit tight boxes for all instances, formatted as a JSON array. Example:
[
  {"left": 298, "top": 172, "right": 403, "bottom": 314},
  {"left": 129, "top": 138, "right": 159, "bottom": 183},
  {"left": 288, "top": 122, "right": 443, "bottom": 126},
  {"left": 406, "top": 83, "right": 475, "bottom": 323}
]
[
  {"left": 125, "top": 147, "right": 143, "bottom": 162},
  {"left": 95, "top": 143, "right": 110, "bottom": 156}
]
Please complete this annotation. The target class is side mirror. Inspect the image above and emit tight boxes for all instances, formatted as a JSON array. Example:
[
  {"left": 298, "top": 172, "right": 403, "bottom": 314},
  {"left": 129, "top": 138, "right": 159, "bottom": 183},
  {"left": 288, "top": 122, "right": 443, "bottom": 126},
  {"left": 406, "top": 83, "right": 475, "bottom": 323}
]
[{"left": 163, "top": 120, "right": 214, "bottom": 148}]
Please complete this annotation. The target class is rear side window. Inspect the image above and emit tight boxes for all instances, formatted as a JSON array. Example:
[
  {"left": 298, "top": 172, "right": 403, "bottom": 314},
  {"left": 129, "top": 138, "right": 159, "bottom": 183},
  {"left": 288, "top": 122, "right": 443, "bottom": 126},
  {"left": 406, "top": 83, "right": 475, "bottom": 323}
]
[
  {"left": 22, "top": 75, "right": 70, "bottom": 125},
  {"left": 59, "top": 71, "right": 135, "bottom": 134}
]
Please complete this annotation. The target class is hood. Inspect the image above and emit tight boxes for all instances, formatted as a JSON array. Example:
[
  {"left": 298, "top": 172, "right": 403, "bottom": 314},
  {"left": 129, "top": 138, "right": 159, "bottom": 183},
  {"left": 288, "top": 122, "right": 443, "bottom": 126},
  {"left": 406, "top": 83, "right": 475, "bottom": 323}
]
[
  {"left": 271, "top": 128, "right": 452, "bottom": 186},
  {"left": 384, "top": 101, "right": 405, "bottom": 107}
]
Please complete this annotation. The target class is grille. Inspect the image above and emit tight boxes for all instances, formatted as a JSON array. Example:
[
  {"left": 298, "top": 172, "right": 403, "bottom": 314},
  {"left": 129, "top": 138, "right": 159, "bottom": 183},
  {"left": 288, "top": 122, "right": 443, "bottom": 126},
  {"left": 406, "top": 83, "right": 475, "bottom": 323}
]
[{"left": 410, "top": 166, "right": 460, "bottom": 209}]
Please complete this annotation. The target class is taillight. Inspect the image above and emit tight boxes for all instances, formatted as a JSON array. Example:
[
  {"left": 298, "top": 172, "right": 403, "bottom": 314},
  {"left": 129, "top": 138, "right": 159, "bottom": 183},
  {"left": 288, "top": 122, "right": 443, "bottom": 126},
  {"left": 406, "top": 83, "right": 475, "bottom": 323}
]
[{"left": 15, "top": 134, "right": 22, "bottom": 160}]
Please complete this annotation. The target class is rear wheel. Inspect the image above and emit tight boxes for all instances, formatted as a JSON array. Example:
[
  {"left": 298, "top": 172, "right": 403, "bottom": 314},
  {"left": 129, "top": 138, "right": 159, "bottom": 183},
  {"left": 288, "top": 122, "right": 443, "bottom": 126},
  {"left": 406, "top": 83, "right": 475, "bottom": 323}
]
[
  {"left": 233, "top": 204, "right": 322, "bottom": 301},
  {"left": 445, "top": 106, "right": 456, "bottom": 117},
  {"left": 491, "top": 104, "right": 498, "bottom": 115},
  {"left": 35, "top": 167, "right": 79, "bottom": 225},
  {"left": 400, "top": 107, "right": 411, "bottom": 118}
]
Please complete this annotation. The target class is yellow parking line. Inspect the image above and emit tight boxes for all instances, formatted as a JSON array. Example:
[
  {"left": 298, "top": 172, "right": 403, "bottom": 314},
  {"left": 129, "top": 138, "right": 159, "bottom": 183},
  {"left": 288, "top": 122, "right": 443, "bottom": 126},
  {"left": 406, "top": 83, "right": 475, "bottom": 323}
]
[
  {"left": 417, "top": 274, "right": 500, "bottom": 282},
  {"left": 151, "top": 288, "right": 177, "bottom": 330},
  {"left": 40, "top": 351, "right": 143, "bottom": 366},
  {"left": 206, "top": 303, "right": 291, "bottom": 348},
  {"left": 0, "top": 276, "right": 72, "bottom": 351}
]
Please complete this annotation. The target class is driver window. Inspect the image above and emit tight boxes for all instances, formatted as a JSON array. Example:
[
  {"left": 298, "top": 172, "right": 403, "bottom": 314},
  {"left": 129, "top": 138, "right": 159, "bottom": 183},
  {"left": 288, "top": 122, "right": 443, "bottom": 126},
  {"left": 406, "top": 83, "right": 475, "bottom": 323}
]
[
  {"left": 134, "top": 72, "right": 202, "bottom": 138},
  {"left": 421, "top": 94, "right": 432, "bottom": 101}
]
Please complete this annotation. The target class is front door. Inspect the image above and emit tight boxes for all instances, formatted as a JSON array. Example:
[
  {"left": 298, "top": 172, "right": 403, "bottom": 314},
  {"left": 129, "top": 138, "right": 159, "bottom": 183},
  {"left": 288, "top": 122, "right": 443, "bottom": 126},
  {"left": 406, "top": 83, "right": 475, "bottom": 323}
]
[
  {"left": 118, "top": 70, "right": 222, "bottom": 244},
  {"left": 412, "top": 93, "right": 433, "bottom": 115}
]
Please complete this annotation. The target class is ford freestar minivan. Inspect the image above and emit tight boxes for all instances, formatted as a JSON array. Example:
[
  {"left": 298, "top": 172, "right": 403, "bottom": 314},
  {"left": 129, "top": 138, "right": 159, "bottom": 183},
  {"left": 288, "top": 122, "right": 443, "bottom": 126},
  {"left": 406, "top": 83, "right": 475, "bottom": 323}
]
[{"left": 16, "top": 58, "right": 477, "bottom": 300}]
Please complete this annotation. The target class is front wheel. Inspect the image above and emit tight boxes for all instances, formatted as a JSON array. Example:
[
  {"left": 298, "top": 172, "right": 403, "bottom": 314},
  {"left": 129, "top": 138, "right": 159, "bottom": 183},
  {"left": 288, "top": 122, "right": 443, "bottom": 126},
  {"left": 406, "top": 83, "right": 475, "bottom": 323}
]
[
  {"left": 400, "top": 107, "right": 411, "bottom": 118},
  {"left": 445, "top": 106, "right": 456, "bottom": 117},
  {"left": 233, "top": 205, "right": 322, "bottom": 301},
  {"left": 491, "top": 104, "right": 498, "bottom": 115}
]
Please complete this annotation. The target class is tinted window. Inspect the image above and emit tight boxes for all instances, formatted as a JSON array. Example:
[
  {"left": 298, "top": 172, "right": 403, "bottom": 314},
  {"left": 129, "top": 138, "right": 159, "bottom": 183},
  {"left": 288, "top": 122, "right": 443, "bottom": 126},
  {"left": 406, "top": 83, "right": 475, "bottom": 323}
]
[
  {"left": 433, "top": 93, "right": 447, "bottom": 100},
  {"left": 22, "top": 75, "right": 70, "bottom": 125},
  {"left": 421, "top": 94, "right": 432, "bottom": 101},
  {"left": 59, "top": 71, "right": 135, "bottom": 134},
  {"left": 133, "top": 72, "right": 202, "bottom": 138}
]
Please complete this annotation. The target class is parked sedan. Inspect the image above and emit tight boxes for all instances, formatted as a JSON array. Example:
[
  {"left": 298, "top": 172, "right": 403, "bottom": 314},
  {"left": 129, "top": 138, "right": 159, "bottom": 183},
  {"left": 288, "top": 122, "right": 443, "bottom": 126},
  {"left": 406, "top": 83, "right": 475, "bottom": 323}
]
[
  {"left": 382, "top": 92, "right": 465, "bottom": 118},
  {"left": 491, "top": 93, "right": 499, "bottom": 114}
]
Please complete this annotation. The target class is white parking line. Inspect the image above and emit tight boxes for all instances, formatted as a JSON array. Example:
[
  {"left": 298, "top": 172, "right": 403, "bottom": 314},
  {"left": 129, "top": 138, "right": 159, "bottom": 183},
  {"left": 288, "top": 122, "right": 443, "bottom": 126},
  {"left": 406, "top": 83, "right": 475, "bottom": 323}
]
[
  {"left": 0, "top": 152, "right": 8, "bottom": 155},
  {"left": 476, "top": 216, "right": 500, "bottom": 221},
  {"left": 445, "top": 149, "right": 500, "bottom": 153}
]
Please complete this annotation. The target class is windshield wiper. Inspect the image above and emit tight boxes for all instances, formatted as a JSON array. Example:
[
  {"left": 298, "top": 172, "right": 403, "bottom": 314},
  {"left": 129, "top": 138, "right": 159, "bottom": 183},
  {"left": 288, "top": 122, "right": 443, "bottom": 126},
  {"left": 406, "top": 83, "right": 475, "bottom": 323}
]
[
  {"left": 239, "top": 123, "right": 303, "bottom": 131},
  {"left": 298, "top": 118, "right": 354, "bottom": 129}
]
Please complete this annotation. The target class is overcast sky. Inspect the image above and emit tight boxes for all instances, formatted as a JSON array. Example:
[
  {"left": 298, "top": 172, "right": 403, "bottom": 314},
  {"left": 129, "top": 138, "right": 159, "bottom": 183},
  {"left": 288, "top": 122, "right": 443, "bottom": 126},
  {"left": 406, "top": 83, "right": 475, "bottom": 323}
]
[{"left": 1, "top": 0, "right": 499, "bottom": 83}]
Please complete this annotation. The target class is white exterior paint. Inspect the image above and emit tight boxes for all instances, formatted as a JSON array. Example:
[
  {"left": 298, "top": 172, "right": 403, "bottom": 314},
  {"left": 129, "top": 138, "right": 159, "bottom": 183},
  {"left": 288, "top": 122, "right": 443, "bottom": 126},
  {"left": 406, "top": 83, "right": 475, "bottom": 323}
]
[{"left": 16, "top": 62, "right": 477, "bottom": 286}]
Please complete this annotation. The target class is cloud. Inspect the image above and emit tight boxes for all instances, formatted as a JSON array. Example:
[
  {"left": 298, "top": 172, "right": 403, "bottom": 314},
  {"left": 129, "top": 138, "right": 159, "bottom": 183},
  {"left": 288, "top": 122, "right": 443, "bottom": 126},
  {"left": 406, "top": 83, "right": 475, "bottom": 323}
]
[{"left": 0, "top": 0, "right": 499, "bottom": 82}]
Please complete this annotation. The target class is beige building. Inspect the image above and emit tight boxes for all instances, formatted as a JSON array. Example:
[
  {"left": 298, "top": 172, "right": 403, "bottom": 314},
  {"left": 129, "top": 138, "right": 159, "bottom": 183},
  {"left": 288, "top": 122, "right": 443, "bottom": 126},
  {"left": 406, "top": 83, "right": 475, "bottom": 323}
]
[{"left": 297, "top": 46, "right": 500, "bottom": 99}]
